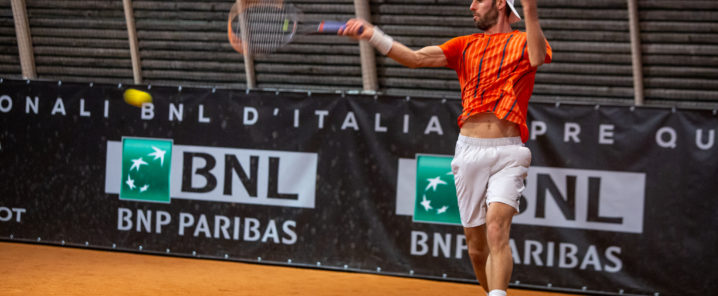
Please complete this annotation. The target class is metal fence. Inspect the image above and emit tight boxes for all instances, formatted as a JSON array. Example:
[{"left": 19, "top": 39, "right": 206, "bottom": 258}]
[{"left": 1, "top": 0, "right": 717, "bottom": 108}]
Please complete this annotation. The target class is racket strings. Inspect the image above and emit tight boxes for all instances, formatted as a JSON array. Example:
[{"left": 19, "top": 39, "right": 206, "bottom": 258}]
[{"left": 240, "top": 3, "right": 294, "bottom": 55}]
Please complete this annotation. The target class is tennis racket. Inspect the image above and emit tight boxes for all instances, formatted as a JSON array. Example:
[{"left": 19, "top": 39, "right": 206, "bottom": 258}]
[{"left": 227, "top": 0, "right": 363, "bottom": 56}]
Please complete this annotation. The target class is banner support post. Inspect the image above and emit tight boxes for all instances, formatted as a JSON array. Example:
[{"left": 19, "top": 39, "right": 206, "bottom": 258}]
[
  {"left": 10, "top": 0, "right": 36, "bottom": 79},
  {"left": 354, "top": 0, "right": 378, "bottom": 92},
  {"left": 627, "top": 0, "right": 645, "bottom": 106},
  {"left": 123, "top": 0, "right": 143, "bottom": 84}
]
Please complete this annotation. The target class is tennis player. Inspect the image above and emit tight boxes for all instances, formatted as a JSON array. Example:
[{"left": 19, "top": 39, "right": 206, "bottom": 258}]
[{"left": 341, "top": 1, "right": 551, "bottom": 295}]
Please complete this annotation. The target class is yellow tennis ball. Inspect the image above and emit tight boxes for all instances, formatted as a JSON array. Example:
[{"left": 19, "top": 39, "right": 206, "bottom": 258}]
[{"left": 123, "top": 88, "right": 152, "bottom": 107}]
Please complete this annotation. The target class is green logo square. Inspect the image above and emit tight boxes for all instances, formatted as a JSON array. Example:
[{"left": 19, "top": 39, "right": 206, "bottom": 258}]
[
  {"left": 120, "top": 137, "right": 173, "bottom": 203},
  {"left": 413, "top": 155, "right": 461, "bottom": 225}
]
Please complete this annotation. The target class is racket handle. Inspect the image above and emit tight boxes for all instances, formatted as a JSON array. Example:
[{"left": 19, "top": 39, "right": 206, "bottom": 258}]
[{"left": 318, "top": 21, "right": 364, "bottom": 34}]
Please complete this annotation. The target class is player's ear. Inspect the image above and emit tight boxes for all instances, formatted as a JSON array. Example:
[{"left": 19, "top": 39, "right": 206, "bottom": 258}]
[{"left": 496, "top": 0, "right": 505, "bottom": 11}]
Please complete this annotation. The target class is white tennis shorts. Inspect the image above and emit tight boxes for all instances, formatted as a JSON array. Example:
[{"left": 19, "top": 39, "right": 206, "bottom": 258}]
[{"left": 450, "top": 135, "right": 531, "bottom": 228}]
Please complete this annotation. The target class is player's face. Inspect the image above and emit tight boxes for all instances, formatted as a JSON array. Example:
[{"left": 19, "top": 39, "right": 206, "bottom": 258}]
[{"left": 470, "top": 0, "right": 499, "bottom": 31}]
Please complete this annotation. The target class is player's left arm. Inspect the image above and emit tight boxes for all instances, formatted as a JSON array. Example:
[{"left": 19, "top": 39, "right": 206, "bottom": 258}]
[{"left": 522, "top": 0, "right": 548, "bottom": 67}]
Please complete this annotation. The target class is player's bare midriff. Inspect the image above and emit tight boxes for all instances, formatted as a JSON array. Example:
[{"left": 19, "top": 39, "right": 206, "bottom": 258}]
[{"left": 460, "top": 112, "right": 521, "bottom": 139}]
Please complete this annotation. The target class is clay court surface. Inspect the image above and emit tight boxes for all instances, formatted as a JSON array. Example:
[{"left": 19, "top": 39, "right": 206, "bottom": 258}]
[{"left": 1, "top": 242, "right": 578, "bottom": 295}]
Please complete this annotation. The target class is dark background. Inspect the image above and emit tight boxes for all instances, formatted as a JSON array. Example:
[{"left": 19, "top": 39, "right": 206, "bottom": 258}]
[{"left": 1, "top": 80, "right": 716, "bottom": 296}]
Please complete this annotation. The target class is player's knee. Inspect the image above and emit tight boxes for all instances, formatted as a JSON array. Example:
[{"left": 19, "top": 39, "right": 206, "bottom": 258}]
[
  {"left": 468, "top": 245, "right": 489, "bottom": 262},
  {"left": 486, "top": 222, "right": 509, "bottom": 249}
]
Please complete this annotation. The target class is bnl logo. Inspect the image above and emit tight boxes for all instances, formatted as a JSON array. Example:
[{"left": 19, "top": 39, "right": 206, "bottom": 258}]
[
  {"left": 412, "top": 155, "right": 461, "bottom": 225},
  {"left": 515, "top": 167, "right": 645, "bottom": 233},
  {"left": 396, "top": 158, "right": 646, "bottom": 233},
  {"left": 120, "top": 138, "right": 172, "bottom": 203},
  {"left": 106, "top": 138, "right": 318, "bottom": 208}
]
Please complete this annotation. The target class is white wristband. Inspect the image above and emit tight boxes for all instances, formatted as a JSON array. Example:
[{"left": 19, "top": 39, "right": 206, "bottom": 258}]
[{"left": 368, "top": 27, "right": 393, "bottom": 55}]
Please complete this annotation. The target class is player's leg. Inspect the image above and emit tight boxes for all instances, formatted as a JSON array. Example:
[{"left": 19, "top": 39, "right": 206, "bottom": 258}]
[
  {"left": 464, "top": 224, "right": 489, "bottom": 293},
  {"left": 485, "top": 202, "right": 515, "bottom": 293},
  {"left": 452, "top": 135, "right": 494, "bottom": 292},
  {"left": 484, "top": 143, "right": 530, "bottom": 295}
]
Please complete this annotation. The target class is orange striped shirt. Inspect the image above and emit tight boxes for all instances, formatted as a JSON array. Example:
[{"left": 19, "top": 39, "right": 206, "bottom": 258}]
[{"left": 439, "top": 30, "right": 552, "bottom": 142}]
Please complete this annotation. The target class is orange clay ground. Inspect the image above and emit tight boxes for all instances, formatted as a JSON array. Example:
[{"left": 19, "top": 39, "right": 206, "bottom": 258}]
[{"left": 0, "top": 242, "right": 580, "bottom": 296}]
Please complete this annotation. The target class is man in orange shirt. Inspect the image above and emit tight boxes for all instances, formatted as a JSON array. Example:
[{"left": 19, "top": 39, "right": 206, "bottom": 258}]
[{"left": 341, "top": 1, "right": 551, "bottom": 295}]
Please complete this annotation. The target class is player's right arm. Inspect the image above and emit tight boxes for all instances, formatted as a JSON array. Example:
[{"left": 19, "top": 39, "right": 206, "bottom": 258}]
[
  {"left": 339, "top": 19, "right": 447, "bottom": 68},
  {"left": 387, "top": 43, "right": 447, "bottom": 68}
]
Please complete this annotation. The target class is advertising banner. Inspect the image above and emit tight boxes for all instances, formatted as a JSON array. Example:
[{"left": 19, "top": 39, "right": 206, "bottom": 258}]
[{"left": 1, "top": 80, "right": 716, "bottom": 295}]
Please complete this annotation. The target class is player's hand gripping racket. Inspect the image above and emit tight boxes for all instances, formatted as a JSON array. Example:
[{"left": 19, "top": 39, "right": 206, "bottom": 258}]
[{"left": 227, "top": 0, "right": 363, "bottom": 56}]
